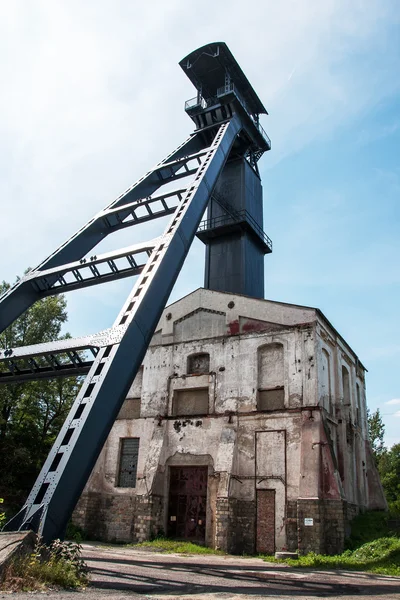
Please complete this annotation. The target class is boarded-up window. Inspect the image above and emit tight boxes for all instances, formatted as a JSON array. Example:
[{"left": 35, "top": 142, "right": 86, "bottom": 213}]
[
  {"left": 117, "top": 438, "right": 139, "bottom": 487},
  {"left": 356, "top": 383, "right": 361, "bottom": 426},
  {"left": 116, "top": 398, "right": 140, "bottom": 420},
  {"left": 187, "top": 353, "right": 210, "bottom": 375},
  {"left": 172, "top": 389, "right": 209, "bottom": 416},
  {"left": 128, "top": 366, "right": 143, "bottom": 397},
  {"left": 258, "top": 389, "right": 285, "bottom": 411},
  {"left": 321, "top": 349, "right": 332, "bottom": 413},
  {"left": 258, "top": 343, "right": 284, "bottom": 410},
  {"left": 256, "top": 430, "right": 286, "bottom": 478},
  {"left": 342, "top": 365, "right": 350, "bottom": 406}
]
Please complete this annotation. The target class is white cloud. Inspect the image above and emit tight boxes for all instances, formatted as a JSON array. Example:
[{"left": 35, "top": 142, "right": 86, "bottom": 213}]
[
  {"left": 0, "top": 0, "right": 399, "bottom": 335},
  {"left": 394, "top": 411, "right": 400, "bottom": 418},
  {"left": 386, "top": 399, "right": 400, "bottom": 406}
]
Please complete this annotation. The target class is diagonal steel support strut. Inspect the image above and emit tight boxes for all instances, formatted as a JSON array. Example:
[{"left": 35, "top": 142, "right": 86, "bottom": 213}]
[
  {"left": 1, "top": 116, "right": 242, "bottom": 541},
  {"left": 0, "top": 131, "right": 209, "bottom": 333}
]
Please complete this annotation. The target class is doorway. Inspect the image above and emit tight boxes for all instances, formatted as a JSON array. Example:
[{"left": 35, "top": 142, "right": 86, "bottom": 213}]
[
  {"left": 168, "top": 466, "right": 207, "bottom": 541},
  {"left": 256, "top": 489, "right": 275, "bottom": 554}
]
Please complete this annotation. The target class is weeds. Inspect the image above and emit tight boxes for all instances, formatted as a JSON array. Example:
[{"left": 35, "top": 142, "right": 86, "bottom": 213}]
[
  {"left": 1, "top": 537, "right": 88, "bottom": 591},
  {"left": 65, "top": 520, "right": 87, "bottom": 543},
  {"left": 345, "top": 510, "right": 395, "bottom": 550},
  {"left": 0, "top": 498, "right": 5, "bottom": 529}
]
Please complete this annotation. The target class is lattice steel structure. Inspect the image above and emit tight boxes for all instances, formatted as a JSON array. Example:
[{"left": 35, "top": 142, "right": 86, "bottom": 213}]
[{"left": 0, "top": 42, "right": 271, "bottom": 542}]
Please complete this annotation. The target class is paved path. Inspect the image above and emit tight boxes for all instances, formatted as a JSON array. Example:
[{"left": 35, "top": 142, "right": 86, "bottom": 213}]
[{"left": 2, "top": 542, "right": 400, "bottom": 599}]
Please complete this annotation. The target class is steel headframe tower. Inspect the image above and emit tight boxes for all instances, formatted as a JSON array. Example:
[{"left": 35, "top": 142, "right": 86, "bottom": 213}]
[{"left": 0, "top": 42, "right": 271, "bottom": 542}]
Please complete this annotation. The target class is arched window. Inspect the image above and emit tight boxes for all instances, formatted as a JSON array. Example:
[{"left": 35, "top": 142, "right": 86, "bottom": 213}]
[{"left": 257, "top": 343, "right": 284, "bottom": 410}]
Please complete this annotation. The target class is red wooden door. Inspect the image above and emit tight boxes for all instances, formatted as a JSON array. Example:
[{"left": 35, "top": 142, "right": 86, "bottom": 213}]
[{"left": 168, "top": 466, "right": 207, "bottom": 541}]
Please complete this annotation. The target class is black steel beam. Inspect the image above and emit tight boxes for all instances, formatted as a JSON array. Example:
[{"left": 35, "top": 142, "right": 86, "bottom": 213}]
[{"left": 3, "top": 116, "right": 241, "bottom": 542}]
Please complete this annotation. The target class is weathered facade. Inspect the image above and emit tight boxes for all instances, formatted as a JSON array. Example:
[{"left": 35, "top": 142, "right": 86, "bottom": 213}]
[{"left": 73, "top": 288, "right": 386, "bottom": 554}]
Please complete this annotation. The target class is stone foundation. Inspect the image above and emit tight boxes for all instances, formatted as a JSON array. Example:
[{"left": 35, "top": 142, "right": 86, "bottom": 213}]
[
  {"left": 74, "top": 492, "right": 361, "bottom": 554},
  {"left": 297, "top": 498, "right": 358, "bottom": 555},
  {"left": 215, "top": 497, "right": 229, "bottom": 551},
  {"left": 228, "top": 498, "right": 255, "bottom": 555},
  {"left": 72, "top": 492, "right": 163, "bottom": 543},
  {"left": 286, "top": 500, "right": 298, "bottom": 552},
  {"left": 214, "top": 497, "right": 255, "bottom": 554}
]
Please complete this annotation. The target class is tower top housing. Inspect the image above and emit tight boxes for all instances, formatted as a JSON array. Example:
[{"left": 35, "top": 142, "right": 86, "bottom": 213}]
[{"left": 180, "top": 42, "right": 270, "bottom": 165}]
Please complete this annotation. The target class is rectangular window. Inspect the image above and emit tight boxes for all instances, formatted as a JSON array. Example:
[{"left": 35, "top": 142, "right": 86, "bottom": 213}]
[
  {"left": 172, "top": 388, "right": 209, "bottom": 416},
  {"left": 117, "top": 438, "right": 139, "bottom": 487}
]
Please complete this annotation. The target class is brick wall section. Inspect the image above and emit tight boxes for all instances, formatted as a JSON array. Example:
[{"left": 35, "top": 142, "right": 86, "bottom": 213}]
[
  {"left": 323, "top": 499, "right": 345, "bottom": 555},
  {"left": 215, "top": 498, "right": 229, "bottom": 551},
  {"left": 297, "top": 499, "right": 350, "bottom": 555},
  {"left": 133, "top": 495, "right": 164, "bottom": 542},
  {"left": 297, "top": 499, "right": 324, "bottom": 555},
  {"left": 286, "top": 500, "right": 298, "bottom": 552},
  {"left": 73, "top": 494, "right": 358, "bottom": 554},
  {"left": 72, "top": 493, "right": 163, "bottom": 543},
  {"left": 215, "top": 498, "right": 255, "bottom": 554},
  {"left": 229, "top": 499, "right": 255, "bottom": 555}
]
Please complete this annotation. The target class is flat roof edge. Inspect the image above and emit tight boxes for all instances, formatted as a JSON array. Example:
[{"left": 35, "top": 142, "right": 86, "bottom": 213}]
[{"left": 179, "top": 42, "right": 268, "bottom": 116}]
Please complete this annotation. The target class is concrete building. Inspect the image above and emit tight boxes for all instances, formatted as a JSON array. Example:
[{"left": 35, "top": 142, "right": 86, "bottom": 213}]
[
  {"left": 72, "top": 46, "right": 386, "bottom": 554},
  {"left": 73, "top": 287, "right": 386, "bottom": 555}
]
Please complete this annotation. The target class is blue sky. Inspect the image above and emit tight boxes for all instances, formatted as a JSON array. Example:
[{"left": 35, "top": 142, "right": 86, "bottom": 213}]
[{"left": 0, "top": 1, "right": 399, "bottom": 446}]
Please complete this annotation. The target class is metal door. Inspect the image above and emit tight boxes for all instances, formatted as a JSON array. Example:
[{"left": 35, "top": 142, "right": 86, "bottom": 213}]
[{"left": 168, "top": 466, "right": 207, "bottom": 541}]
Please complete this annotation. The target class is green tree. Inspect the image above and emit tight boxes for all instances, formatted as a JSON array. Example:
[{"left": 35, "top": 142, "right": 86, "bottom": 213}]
[
  {"left": 0, "top": 279, "right": 81, "bottom": 511},
  {"left": 378, "top": 443, "right": 400, "bottom": 515},
  {"left": 367, "top": 408, "right": 386, "bottom": 462},
  {"left": 367, "top": 408, "right": 400, "bottom": 516}
]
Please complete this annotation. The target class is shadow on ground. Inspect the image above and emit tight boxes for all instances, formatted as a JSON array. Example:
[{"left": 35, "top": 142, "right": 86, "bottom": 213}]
[{"left": 85, "top": 553, "right": 400, "bottom": 597}]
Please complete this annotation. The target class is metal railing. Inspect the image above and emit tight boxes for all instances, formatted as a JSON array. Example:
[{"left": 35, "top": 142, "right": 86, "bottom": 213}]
[
  {"left": 184, "top": 96, "right": 207, "bottom": 111},
  {"left": 254, "top": 120, "right": 271, "bottom": 148},
  {"left": 217, "top": 83, "right": 271, "bottom": 148},
  {"left": 185, "top": 83, "right": 271, "bottom": 149},
  {"left": 217, "top": 82, "right": 252, "bottom": 115},
  {"left": 198, "top": 209, "right": 272, "bottom": 252}
]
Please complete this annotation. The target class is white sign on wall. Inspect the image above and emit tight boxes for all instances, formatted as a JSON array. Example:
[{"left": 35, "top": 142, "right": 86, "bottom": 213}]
[{"left": 304, "top": 518, "right": 314, "bottom": 526}]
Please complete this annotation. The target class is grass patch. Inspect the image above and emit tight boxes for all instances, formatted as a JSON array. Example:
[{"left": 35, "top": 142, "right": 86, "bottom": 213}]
[
  {"left": 263, "top": 537, "right": 400, "bottom": 577},
  {"left": 131, "top": 537, "right": 225, "bottom": 555},
  {"left": 1, "top": 539, "right": 88, "bottom": 592}
]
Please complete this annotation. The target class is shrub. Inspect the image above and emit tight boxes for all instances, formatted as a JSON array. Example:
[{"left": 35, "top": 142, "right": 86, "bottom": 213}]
[
  {"left": 65, "top": 520, "right": 87, "bottom": 543},
  {"left": 345, "top": 510, "right": 392, "bottom": 550},
  {"left": 1, "top": 537, "right": 88, "bottom": 591},
  {"left": 0, "top": 498, "right": 5, "bottom": 529}
]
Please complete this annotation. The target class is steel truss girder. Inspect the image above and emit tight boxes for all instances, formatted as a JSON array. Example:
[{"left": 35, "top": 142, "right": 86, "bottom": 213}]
[
  {"left": 0, "top": 133, "right": 208, "bottom": 333},
  {"left": 27, "top": 238, "right": 160, "bottom": 295},
  {"left": 0, "top": 329, "right": 121, "bottom": 383},
  {"left": 3, "top": 116, "right": 242, "bottom": 541},
  {"left": 101, "top": 189, "right": 186, "bottom": 230}
]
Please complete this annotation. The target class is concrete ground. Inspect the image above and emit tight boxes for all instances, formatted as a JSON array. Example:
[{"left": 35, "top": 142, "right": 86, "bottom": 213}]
[{"left": 1, "top": 542, "right": 399, "bottom": 600}]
